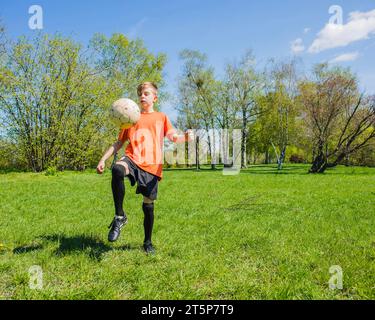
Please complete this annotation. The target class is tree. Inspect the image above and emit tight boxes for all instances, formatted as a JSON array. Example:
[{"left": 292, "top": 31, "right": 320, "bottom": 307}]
[
  {"left": 350, "top": 138, "right": 375, "bottom": 167},
  {"left": 218, "top": 72, "right": 244, "bottom": 166},
  {"left": 299, "top": 64, "right": 375, "bottom": 173},
  {"left": 225, "top": 50, "right": 262, "bottom": 168},
  {"left": 262, "top": 58, "right": 301, "bottom": 169},
  {"left": 176, "top": 79, "right": 202, "bottom": 169},
  {"left": 0, "top": 34, "right": 84, "bottom": 171},
  {"left": 89, "top": 33, "right": 166, "bottom": 104},
  {"left": 0, "top": 33, "right": 166, "bottom": 171},
  {"left": 252, "top": 92, "right": 279, "bottom": 164},
  {"left": 328, "top": 95, "right": 375, "bottom": 167},
  {"left": 177, "top": 49, "right": 219, "bottom": 170}
]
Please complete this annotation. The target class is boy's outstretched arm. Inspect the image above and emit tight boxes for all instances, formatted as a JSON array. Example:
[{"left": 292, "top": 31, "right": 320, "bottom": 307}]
[{"left": 96, "top": 140, "right": 124, "bottom": 174}]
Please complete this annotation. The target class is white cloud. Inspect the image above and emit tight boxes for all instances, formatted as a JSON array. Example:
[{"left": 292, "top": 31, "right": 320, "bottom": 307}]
[
  {"left": 291, "top": 38, "right": 305, "bottom": 54},
  {"left": 329, "top": 52, "right": 360, "bottom": 63},
  {"left": 304, "top": 28, "right": 311, "bottom": 34},
  {"left": 308, "top": 9, "right": 375, "bottom": 53}
]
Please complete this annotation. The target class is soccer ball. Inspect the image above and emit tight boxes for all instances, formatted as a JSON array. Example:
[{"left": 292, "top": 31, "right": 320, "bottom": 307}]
[{"left": 109, "top": 98, "right": 141, "bottom": 129}]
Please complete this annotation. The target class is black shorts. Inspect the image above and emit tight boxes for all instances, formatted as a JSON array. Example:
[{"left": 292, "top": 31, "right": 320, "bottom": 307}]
[{"left": 120, "top": 156, "right": 159, "bottom": 200}]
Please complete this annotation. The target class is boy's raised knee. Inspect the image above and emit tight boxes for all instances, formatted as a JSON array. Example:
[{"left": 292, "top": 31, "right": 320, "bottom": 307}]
[{"left": 112, "top": 164, "right": 125, "bottom": 179}]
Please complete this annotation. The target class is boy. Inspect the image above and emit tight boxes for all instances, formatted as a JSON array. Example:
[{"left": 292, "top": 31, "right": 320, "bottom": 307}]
[{"left": 96, "top": 82, "right": 191, "bottom": 254}]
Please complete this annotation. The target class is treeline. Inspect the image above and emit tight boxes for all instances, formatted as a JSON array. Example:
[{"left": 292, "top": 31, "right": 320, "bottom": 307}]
[
  {"left": 0, "top": 30, "right": 166, "bottom": 171},
  {"left": 0, "top": 28, "right": 374, "bottom": 173},
  {"left": 175, "top": 50, "right": 375, "bottom": 173}
]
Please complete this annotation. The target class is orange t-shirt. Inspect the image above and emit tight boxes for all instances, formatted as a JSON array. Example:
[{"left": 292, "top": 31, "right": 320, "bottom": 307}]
[{"left": 117, "top": 111, "right": 176, "bottom": 180}]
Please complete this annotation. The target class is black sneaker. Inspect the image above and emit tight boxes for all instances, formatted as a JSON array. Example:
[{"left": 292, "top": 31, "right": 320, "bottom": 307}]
[
  {"left": 108, "top": 215, "right": 127, "bottom": 242},
  {"left": 143, "top": 241, "right": 155, "bottom": 255}
]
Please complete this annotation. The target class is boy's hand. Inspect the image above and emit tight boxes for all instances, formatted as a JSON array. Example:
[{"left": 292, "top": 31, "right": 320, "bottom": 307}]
[{"left": 96, "top": 160, "right": 105, "bottom": 174}]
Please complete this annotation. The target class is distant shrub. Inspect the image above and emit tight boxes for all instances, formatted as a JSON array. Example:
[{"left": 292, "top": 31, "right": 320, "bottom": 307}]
[
  {"left": 289, "top": 154, "right": 305, "bottom": 163},
  {"left": 45, "top": 166, "right": 58, "bottom": 176}
]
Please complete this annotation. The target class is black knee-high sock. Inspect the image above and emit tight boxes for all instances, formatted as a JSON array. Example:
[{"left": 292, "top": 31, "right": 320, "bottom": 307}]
[
  {"left": 111, "top": 164, "right": 126, "bottom": 217},
  {"left": 142, "top": 203, "right": 154, "bottom": 244}
]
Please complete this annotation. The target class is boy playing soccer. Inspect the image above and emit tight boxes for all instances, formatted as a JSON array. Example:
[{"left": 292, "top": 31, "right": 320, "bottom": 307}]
[{"left": 96, "top": 82, "right": 190, "bottom": 254}]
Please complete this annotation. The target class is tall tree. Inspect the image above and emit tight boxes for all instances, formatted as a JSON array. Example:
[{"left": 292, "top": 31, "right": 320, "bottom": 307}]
[
  {"left": 263, "top": 58, "right": 301, "bottom": 169},
  {"left": 217, "top": 73, "right": 242, "bottom": 166},
  {"left": 89, "top": 33, "right": 166, "bottom": 103},
  {"left": 225, "top": 50, "right": 262, "bottom": 168},
  {"left": 177, "top": 49, "right": 218, "bottom": 169},
  {"left": 299, "top": 63, "right": 375, "bottom": 173}
]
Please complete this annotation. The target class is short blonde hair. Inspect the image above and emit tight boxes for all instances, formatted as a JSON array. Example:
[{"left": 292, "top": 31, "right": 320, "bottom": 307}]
[{"left": 137, "top": 82, "right": 158, "bottom": 96}]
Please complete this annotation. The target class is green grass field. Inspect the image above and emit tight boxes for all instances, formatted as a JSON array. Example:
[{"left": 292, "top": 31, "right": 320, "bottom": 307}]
[{"left": 0, "top": 164, "right": 374, "bottom": 300}]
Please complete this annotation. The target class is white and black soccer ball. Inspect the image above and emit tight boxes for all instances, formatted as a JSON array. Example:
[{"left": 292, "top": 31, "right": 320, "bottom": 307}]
[{"left": 109, "top": 98, "right": 141, "bottom": 129}]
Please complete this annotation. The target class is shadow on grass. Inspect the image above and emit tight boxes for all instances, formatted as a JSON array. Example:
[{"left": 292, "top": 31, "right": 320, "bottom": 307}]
[
  {"left": 163, "top": 167, "right": 224, "bottom": 172},
  {"left": 221, "top": 195, "right": 274, "bottom": 212},
  {"left": 0, "top": 168, "right": 30, "bottom": 174},
  {"left": 164, "top": 165, "right": 312, "bottom": 175},
  {"left": 126, "top": 165, "right": 375, "bottom": 176},
  {"left": 13, "top": 244, "right": 44, "bottom": 254},
  {"left": 241, "top": 166, "right": 308, "bottom": 175},
  {"left": 13, "top": 234, "right": 138, "bottom": 261}
]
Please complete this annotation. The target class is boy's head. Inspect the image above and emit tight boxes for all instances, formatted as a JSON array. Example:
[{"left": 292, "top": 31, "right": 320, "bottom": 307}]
[{"left": 137, "top": 82, "right": 158, "bottom": 110}]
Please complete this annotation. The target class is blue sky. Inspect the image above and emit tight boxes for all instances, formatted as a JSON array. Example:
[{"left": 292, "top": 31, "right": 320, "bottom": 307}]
[{"left": 1, "top": 0, "right": 375, "bottom": 120}]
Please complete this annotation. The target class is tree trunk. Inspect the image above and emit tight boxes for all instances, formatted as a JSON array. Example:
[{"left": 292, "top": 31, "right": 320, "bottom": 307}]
[
  {"left": 207, "top": 128, "right": 216, "bottom": 170},
  {"left": 195, "top": 136, "right": 200, "bottom": 170},
  {"left": 277, "top": 146, "right": 286, "bottom": 170},
  {"left": 264, "top": 149, "right": 268, "bottom": 164},
  {"left": 327, "top": 152, "right": 346, "bottom": 168},
  {"left": 241, "top": 110, "right": 247, "bottom": 169},
  {"left": 345, "top": 153, "right": 350, "bottom": 167},
  {"left": 309, "top": 149, "right": 328, "bottom": 173}
]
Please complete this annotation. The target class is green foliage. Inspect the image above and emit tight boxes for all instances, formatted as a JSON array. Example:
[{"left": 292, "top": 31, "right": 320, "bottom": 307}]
[
  {"left": 0, "top": 138, "right": 26, "bottom": 170},
  {"left": 299, "top": 63, "right": 375, "bottom": 172},
  {"left": 287, "top": 146, "right": 307, "bottom": 163},
  {"left": 90, "top": 33, "right": 167, "bottom": 105},
  {"left": 1, "top": 26, "right": 373, "bottom": 172},
  {"left": 44, "top": 166, "right": 58, "bottom": 176},
  {"left": 176, "top": 54, "right": 374, "bottom": 169},
  {"left": 289, "top": 154, "right": 305, "bottom": 163},
  {"left": 345, "top": 140, "right": 375, "bottom": 167},
  {"left": 0, "top": 32, "right": 166, "bottom": 172}
]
